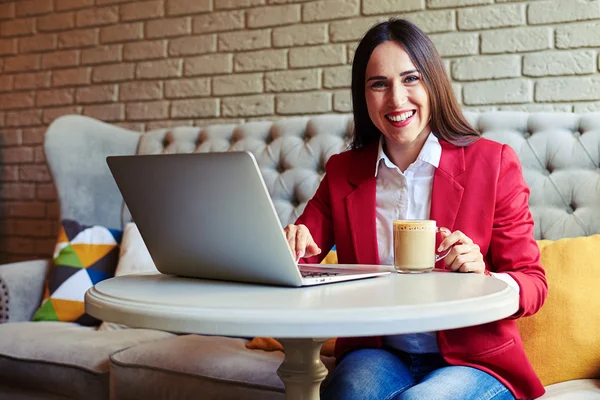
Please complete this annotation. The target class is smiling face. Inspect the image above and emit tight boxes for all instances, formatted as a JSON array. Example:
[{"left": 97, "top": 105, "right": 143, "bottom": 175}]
[{"left": 365, "top": 40, "right": 431, "bottom": 153}]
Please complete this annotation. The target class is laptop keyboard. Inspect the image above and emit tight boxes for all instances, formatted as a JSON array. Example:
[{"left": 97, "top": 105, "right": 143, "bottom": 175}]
[{"left": 300, "top": 270, "right": 341, "bottom": 278}]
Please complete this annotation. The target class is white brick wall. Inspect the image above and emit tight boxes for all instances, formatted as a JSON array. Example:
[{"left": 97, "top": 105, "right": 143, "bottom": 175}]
[{"left": 1, "top": 0, "right": 600, "bottom": 262}]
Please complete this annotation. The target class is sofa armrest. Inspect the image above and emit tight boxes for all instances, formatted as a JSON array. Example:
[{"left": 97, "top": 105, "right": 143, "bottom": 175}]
[{"left": 0, "top": 259, "right": 52, "bottom": 323}]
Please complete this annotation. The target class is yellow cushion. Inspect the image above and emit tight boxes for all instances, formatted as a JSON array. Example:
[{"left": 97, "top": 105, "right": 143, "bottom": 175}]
[
  {"left": 518, "top": 236, "right": 600, "bottom": 386},
  {"left": 246, "top": 250, "right": 339, "bottom": 356}
]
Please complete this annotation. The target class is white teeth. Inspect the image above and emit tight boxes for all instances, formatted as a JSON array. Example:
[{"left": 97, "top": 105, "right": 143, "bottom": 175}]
[{"left": 387, "top": 111, "right": 414, "bottom": 122}]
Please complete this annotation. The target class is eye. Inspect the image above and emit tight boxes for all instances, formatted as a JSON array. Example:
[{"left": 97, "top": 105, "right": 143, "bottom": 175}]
[
  {"left": 404, "top": 75, "right": 420, "bottom": 84},
  {"left": 369, "top": 81, "right": 387, "bottom": 89}
]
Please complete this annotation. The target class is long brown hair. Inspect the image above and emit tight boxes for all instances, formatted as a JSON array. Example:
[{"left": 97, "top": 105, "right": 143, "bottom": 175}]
[{"left": 351, "top": 18, "right": 480, "bottom": 149}]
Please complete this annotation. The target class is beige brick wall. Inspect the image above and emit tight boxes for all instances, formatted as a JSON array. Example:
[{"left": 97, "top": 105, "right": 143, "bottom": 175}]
[{"left": 1, "top": 0, "right": 599, "bottom": 263}]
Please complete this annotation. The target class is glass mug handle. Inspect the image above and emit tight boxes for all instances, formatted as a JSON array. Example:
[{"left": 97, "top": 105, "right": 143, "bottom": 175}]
[{"left": 435, "top": 227, "right": 452, "bottom": 262}]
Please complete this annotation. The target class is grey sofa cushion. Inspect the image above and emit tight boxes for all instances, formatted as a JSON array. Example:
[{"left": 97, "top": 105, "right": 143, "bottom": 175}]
[
  {"left": 0, "top": 322, "right": 174, "bottom": 400},
  {"left": 540, "top": 379, "right": 600, "bottom": 399},
  {"left": 110, "top": 334, "right": 335, "bottom": 400}
]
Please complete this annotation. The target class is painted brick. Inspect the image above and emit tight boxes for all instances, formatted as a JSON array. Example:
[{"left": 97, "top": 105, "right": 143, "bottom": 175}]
[
  {"left": 136, "top": 59, "right": 182, "bottom": 79},
  {"left": 574, "top": 102, "right": 600, "bottom": 113},
  {"left": 303, "top": 0, "right": 359, "bottom": 22},
  {"left": 76, "top": 6, "right": 119, "bottom": 27},
  {"left": 218, "top": 29, "right": 271, "bottom": 52},
  {"left": 193, "top": 11, "right": 244, "bottom": 34},
  {"left": 498, "top": 104, "right": 573, "bottom": 112},
  {"left": 120, "top": 81, "right": 163, "bottom": 101},
  {"left": 146, "top": 120, "right": 193, "bottom": 130},
  {"left": 0, "top": 75, "right": 13, "bottom": 92},
  {"left": 430, "top": 32, "right": 478, "bottom": 57},
  {"left": 166, "top": 0, "right": 211, "bottom": 16},
  {"left": 37, "top": 13, "right": 75, "bottom": 32},
  {"left": 404, "top": 10, "right": 455, "bottom": 33},
  {"left": 536, "top": 77, "right": 600, "bottom": 102},
  {"left": 273, "top": 23, "right": 327, "bottom": 47},
  {"left": 213, "top": 73, "right": 263, "bottom": 96},
  {"left": 16, "top": 0, "right": 53, "bottom": 17},
  {"left": 4, "top": 54, "right": 40, "bottom": 72},
  {"left": 168, "top": 35, "right": 216, "bottom": 56},
  {"left": 81, "top": 45, "right": 121, "bottom": 65},
  {"left": 0, "top": 39, "right": 18, "bottom": 55},
  {"left": 100, "top": 23, "right": 143, "bottom": 44},
  {"left": 289, "top": 44, "right": 346, "bottom": 68},
  {"left": 20, "top": 165, "right": 51, "bottom": 182},
  {"left": 21, "top": 127, "right": 46, "bottom": 144},
  {"left": 56, "top": 0, "right": 94, "bottom": 11},
  {"left": 452, "top": 55, "right": 520, "bottom": 81},
  {"left": 265, "top": 69, "right": 320, "bottom": 92},
  {"left": 147, "top": 17, "right": 191, "bottom": 38},
  {"left": 221, "top": 94, "right": 274, "bottom": 117},
  {"left": 124, "top": 40, "right": 167, "bottom": 61},
  {"left": 428, "top": 0, "right": 492, "bottom": 7},
  {"left": 323, "top": 65, "right": 351, "bottom": 88},
  {"left": 19, "top": 33, "right": 57, "bottom": 53},
  {"left": 362, "top": 0, "right": 423, "bottom": 15},
  {"left": 329, "top": 17, "right": 382, "bottom": 43},
  {"left": 43, "top": 105, "right": 81, "bottom": 123},
  {"left": 234, "top": 49, "right": 287, "bottom": 72},
  {"left": 126, "top": 101, "right": 170, "bottom": 120},
  {"left": 0, "top": 129, "right": 21, "bottom": 146},
  {"left": 215, "top": 0, "right": 265, "bottom": 10},
  {"left": 36, "top": 88, "right": 74, "bottom": 107},
  {"left": 528, "top": 0, "right": 600, "bottom": 25},
  {"left": 52, "top": 67, "right": 91, "bottom": 87},
  {"left": 171, "top": 99, "right": 219, "bottom": 118},
  {"left": 1, "top": 18, "right": 35, "bottom": 37},
  {"left": 83, "top": 103, "right": 125, "bottom": 121},
  {"left": 165, "top": 78, "right": 211, "bottom": 98},
  {"left": 458, "top": 4, "right": 524, "bottom": 31},
  {"left": 523, "top": 51, "right": 595, "bottom": 77},
  {"left": 481, "top": 27, "right": 552, "bottom": 54},
  {"left": 121, "top": 0, "right": 164, "bottom": 22},
  {"left": 463, "top": 79, "right": 532, "bottom": 105},
  {"left": 248, "top": 5, "right": 300, "bottom": 28},
  {"left": 184, "top": 54, "right": 233, "bottom": 76},
  {"left": 276, "top": 92, "right": 332, "bottom": 114},
  {"left": 6, "top": 109, "right": 42, "bottom": 126},
  {"left": 42, "top": 50, "right": 79, "bottom": 68},
  {"left": 0, "top": 4, "right": 15, "bottom": 20},
  {"left": 0, "top": 92, "right": 35, "bottom": 110},
  {"left": 76, "top": 84, "right": 117, "bottom": 103},
  {"left": 58, "top": 28, "right": 98, "bottom": 48},
  {"left": 92, "top": 63, "right": 135, "bottom": 83},
  {"left": 556, "top": 22, "right": 600, "bottom": 49}
]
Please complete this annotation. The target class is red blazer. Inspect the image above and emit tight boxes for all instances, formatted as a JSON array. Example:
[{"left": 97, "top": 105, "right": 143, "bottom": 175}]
[{"left": 296, "top": 138, "right": 548, "bottom": 399}]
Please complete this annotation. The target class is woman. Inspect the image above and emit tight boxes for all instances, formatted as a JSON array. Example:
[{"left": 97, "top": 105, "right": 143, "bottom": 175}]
[{"left": 284, "top": 18, "right": 547, "bottom": 400}]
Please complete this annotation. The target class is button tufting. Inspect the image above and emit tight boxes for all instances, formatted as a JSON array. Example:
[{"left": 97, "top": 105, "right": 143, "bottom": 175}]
[{"left": 566, "top": 206, "right": 574, "bottom": 214}]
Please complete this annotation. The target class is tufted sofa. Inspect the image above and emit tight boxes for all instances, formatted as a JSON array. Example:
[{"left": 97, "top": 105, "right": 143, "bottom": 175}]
[{"left": 0, "top": 111, "right": 599, "bottom": 399}]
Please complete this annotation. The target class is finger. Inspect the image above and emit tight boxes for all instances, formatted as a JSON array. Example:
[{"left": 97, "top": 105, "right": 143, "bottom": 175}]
[
  {"left": 438, "top": 230, "right": 473, "bottom": 251},
  {"left": 305, "top": 239, "right": 322, "bottom": 257},
  {"left": 457, "top": 262, "right": 486, "bottom": 274},
  {"left": 449, "top": 252, "right": 480, "bottom": 272},
  {"left": 295, "top": 225, "right": 310, "bottom": 258},
  {"left": 284, "top": 225, "right": 298, "bottom": 257}
]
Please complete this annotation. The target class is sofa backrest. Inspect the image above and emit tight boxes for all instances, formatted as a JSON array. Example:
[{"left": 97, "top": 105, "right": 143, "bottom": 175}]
[{"left": 44, "top": 112, "right": 600, "bottom": 240}]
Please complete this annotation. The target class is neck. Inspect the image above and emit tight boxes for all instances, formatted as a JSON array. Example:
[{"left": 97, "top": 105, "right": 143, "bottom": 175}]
[{"left": 383, "top": 132, "right": 430, "bottom": 172}]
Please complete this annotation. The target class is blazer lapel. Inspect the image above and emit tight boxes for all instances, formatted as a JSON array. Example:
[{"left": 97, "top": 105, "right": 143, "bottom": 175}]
[
  {"left": 346, "top": 142, "right": 379, "bottom": 265},
  {"left": 430, "top": 140, "right": 466, "bottom": 253}
]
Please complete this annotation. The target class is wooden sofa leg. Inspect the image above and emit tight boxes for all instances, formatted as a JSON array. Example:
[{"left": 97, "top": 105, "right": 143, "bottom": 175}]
[{"left": 276, "top": 338, "right": 329, "bottom": 400}]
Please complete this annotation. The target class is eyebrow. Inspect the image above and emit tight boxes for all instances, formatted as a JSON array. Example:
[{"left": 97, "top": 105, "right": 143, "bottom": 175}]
[{"left": 366, "top": 69, "right": 419, "bottom": 82}]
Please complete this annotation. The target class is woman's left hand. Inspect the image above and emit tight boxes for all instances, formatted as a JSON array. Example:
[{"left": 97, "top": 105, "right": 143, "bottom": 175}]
[{"left": 438, "top": 228, "right": 486, "bottom": 274}]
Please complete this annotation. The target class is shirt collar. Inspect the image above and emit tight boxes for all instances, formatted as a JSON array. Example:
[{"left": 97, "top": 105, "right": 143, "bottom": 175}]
[{"left": 374, "top": 132, "right": 442, "bottom": 177}]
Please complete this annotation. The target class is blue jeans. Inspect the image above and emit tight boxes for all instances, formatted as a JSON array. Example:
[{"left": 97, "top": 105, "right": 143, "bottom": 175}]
[{"left": 321, "top": 348, "right": 515, "bottom": 400}]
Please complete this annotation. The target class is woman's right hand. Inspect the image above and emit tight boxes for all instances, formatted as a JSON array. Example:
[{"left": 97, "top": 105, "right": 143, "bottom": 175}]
[{"left": 284, "top": 224, "right": 322, "bottom": 261}]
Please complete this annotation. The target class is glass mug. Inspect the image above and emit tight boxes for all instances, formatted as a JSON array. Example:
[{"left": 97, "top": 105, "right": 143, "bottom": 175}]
[{"left": 393, "top": 219, "right": 451, "bottom": 274}]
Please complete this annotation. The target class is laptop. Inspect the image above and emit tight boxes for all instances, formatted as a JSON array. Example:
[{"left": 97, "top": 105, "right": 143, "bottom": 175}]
[{"left": 106, "top": 151, "right": 390, "bottom": 287}]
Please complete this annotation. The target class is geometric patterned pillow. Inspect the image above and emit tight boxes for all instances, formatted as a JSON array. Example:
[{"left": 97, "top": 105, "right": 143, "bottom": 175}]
[{"left": 32, "top": 219, "right": 123, "bottom": 326}]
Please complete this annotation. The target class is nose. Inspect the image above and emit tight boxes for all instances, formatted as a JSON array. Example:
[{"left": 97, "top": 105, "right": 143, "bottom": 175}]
[{"left": 387, "top": 83, "right": 407, "bottom": 108}]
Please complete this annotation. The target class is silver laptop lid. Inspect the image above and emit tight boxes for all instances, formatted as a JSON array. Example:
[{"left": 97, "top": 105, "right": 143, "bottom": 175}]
[{"left": 107, "top": 152, "right": 304, "bottom": 286}]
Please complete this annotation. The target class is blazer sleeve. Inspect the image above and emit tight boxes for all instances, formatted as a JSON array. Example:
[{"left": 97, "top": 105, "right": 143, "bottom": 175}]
[
  {"left": 294, "top": 171, "right": 335, "bottom": 264},
  {"left": 490, "top": 144, "right": 548, "bottom": 319}
]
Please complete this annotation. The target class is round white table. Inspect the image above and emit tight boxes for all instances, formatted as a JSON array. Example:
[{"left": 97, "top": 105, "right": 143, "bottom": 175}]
[{"left": 85, "top": 271, "right": 518, "bottom": 400}]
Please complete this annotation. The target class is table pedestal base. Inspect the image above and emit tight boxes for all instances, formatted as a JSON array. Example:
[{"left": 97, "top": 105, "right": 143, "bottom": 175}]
[{"left": 276, "top": 338, "right": 329, "bottom": 400}]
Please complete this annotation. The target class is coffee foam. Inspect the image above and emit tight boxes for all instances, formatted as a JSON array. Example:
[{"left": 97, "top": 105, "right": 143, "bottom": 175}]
[{"left": 393, "top": 221, "right": 436, "bottom": 232}]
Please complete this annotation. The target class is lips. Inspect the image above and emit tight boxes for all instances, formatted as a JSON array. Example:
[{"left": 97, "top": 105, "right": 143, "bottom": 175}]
[{"left": 385, "top": 110, "right": 416, "bottom": 127}]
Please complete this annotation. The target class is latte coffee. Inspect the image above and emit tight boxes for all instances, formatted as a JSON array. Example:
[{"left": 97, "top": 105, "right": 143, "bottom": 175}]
[{"left": 393, "top": 220, "right": 442, "bottom": 273}]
